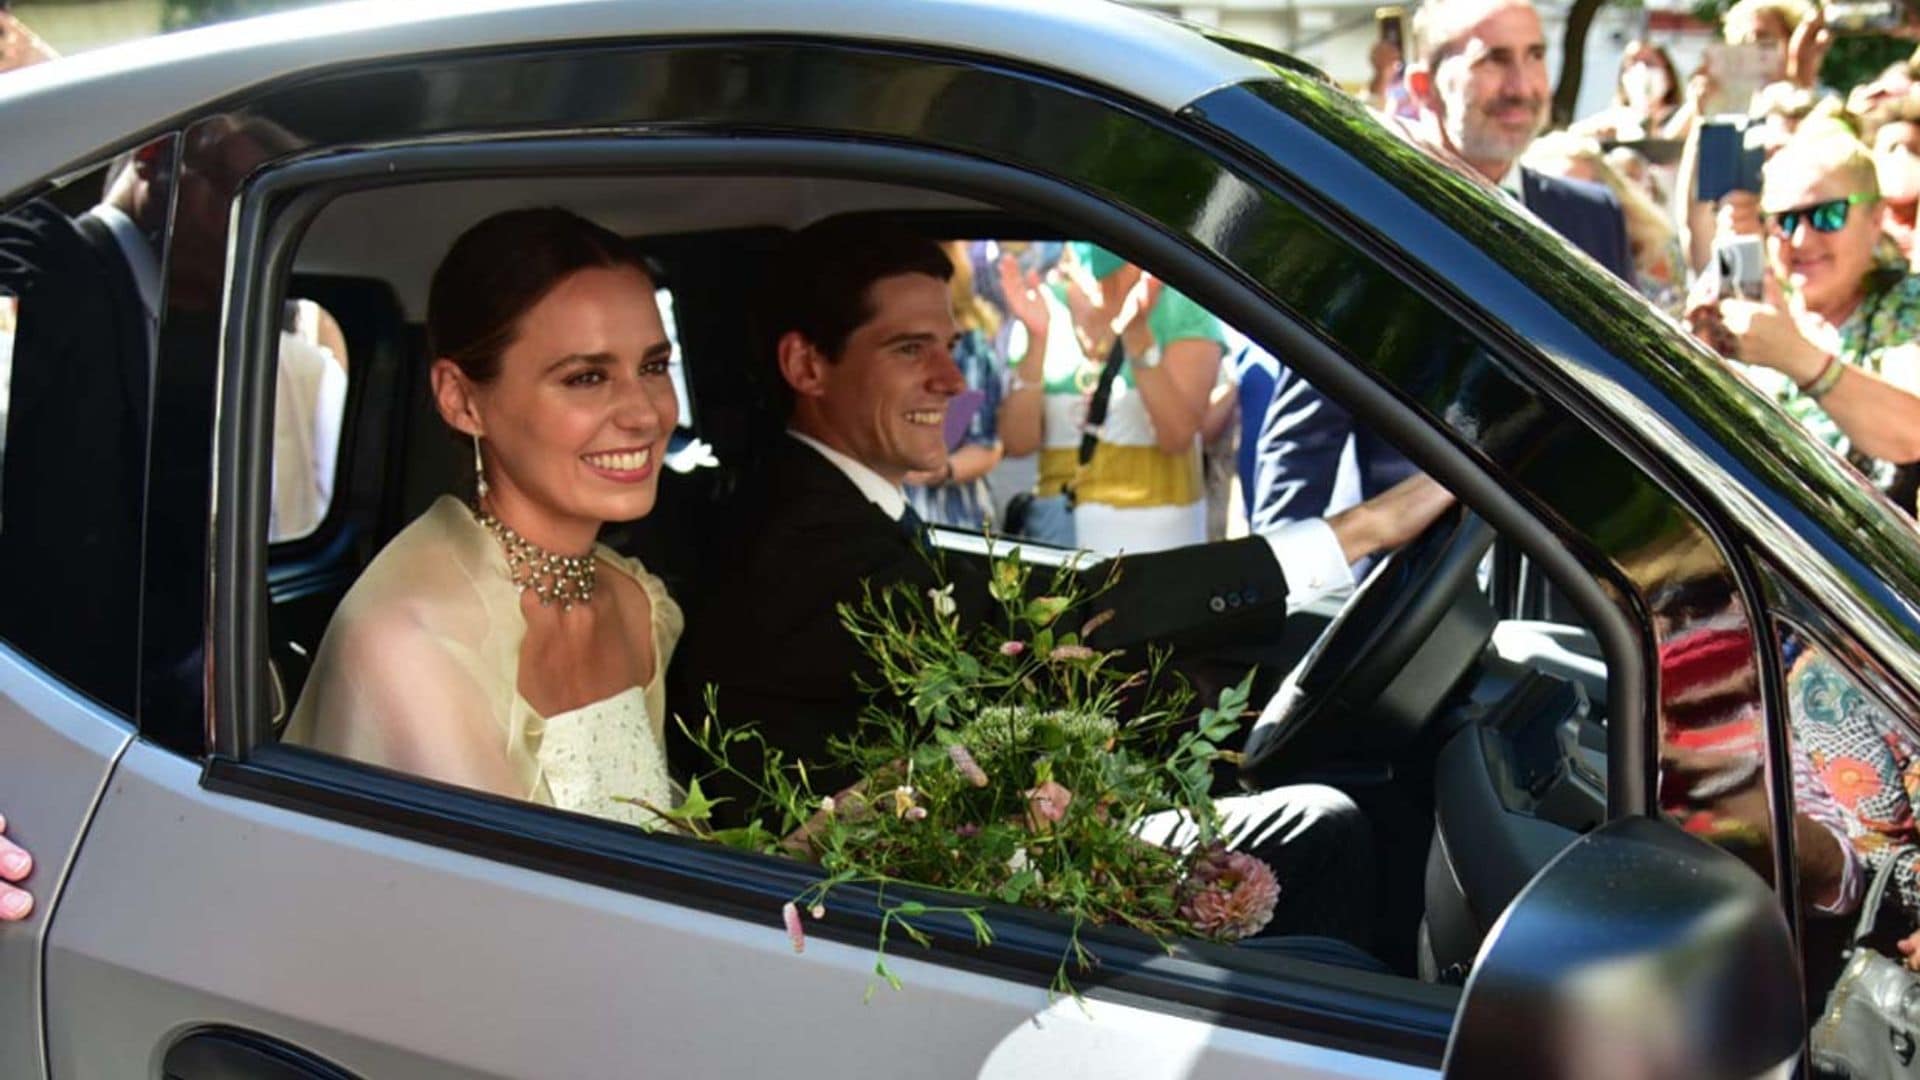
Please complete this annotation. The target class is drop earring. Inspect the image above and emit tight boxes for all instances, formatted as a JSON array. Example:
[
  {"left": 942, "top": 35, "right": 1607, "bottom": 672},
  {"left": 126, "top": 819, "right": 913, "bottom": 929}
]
[{"left": 473, "top": 434, "right": 489, "bottom": 502}]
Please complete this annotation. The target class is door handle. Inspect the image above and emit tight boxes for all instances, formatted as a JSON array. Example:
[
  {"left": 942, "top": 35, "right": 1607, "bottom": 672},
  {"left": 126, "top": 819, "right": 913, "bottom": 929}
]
[{"left": 162, "top": 1027, "right": 360, "bottom": 1080}]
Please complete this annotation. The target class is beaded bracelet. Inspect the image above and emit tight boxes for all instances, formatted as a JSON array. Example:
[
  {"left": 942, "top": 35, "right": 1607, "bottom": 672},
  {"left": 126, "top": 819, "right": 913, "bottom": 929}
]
[{"left": 1800, "top": 353, "right": 1846, "bottom": 400}]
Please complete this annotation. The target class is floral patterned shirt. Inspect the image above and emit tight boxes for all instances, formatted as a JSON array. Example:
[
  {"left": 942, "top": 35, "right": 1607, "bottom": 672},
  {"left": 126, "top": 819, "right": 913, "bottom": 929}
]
[
  {"left": 1790, "top": 642, "right": 1920, "bottom": 925},
  {"left": 1750, "top": 270, "right": 1920, "bottom": 490}
]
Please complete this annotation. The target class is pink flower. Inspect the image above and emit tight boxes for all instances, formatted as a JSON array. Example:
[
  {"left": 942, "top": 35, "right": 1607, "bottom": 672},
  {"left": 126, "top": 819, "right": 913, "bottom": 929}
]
[
  {"left": 948, "top": 743, "right": 990, "bottom": 787},
  {"left": 999, "top": 640, "right": 1027, "bottom": 657},
  {"left": 1049, "top": 644, "right": 1095, "bottom": 662},
  {"left": 1178, "top": 844, "right": 1280, "bottom": 941},
  {"left": 1024, "top": 780, "right": 1074, "bottom": 831},
  {"left": 782, "top": 901, "right": 806, "bottom": 953},
  {"left": 811, "top": 904, "right": 826, "bottom": 920},
  {"left": 1080, "top": 608, "right": 1116, "bottom": 638},
  {"left": 904, "top": 805, "right": 929, "bottom": 822}
]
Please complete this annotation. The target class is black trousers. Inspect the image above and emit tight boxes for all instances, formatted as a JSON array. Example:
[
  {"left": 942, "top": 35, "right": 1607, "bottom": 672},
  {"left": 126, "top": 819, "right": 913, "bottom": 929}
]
[{"left": 1135, "top": 783, "right": 1379, "bottom": 951}]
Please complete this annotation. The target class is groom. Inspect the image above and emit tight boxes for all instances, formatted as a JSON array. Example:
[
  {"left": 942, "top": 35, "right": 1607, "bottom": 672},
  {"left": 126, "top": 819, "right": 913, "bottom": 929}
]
[{"left": 672, "top": 222, "right": 1451, "bottom": 950}]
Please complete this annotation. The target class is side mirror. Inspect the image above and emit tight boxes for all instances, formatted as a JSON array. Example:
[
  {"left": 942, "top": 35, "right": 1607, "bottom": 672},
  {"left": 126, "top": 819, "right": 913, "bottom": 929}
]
[{"left": 1444, "top": 816, "right": 1802, "bottom": 1079}]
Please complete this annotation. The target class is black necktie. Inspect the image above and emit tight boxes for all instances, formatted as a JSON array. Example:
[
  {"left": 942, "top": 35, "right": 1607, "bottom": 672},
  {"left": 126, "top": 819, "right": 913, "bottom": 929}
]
[{"left": 897, "top": 503, "right": 928, "bottom": 548}]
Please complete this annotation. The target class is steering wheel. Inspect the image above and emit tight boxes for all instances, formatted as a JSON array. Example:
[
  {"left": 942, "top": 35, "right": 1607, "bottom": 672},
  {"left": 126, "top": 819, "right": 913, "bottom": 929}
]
[{"left": 1238, "top": 505, "right": 1496, "bottom": 788}]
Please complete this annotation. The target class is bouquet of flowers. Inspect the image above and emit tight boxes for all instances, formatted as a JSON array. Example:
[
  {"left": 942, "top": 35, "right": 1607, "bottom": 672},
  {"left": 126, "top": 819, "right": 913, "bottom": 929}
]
[{"left": 668, "top": 551, "right": 1276, "bottom": 995}]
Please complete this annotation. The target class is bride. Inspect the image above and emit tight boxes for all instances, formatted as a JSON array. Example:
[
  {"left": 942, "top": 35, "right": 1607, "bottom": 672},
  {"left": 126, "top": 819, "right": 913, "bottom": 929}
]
[{"left": 283, "top": 208, "right": 682, "bottom": 827}]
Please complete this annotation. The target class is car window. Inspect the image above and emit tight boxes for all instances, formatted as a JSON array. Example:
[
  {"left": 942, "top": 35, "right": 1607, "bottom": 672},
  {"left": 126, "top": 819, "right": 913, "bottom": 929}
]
[
  {"left": 268, "top": 297, "right": 349, "bottom": 543},
  {"left": 256, "top": 190, "right": 1634, "bottom": 1003},
  {"left": 1773, "top": 619, "right": 1920, "bottom": 1034}
]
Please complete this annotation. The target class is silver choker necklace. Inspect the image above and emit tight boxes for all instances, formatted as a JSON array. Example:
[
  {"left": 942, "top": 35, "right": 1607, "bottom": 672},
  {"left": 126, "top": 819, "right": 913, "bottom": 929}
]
[{"left": 474, "top": 505, "right": 598, "bottom": 610}]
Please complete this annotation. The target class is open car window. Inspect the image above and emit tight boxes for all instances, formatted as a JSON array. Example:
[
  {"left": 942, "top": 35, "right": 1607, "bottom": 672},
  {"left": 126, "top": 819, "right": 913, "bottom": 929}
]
[{"left": 246, "top": 170, "right": 1645, "bottom": 1008}]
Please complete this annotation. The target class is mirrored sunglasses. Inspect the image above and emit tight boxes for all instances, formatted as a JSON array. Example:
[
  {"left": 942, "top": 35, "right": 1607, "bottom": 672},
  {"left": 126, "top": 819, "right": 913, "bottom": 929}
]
[{"left": 1766, "top": 192, "right": 1879, "bottom": 236}]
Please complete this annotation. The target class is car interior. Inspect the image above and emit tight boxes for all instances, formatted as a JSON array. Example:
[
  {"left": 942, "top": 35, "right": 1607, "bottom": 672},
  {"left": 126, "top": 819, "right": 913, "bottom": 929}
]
[{"left": 266, "top": 171, "right": 1617, "bottom": 984}]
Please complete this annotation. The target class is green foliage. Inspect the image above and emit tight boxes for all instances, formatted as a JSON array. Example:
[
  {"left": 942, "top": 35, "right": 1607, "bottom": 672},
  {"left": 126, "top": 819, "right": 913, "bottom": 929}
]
[
  {"left": 1824, "top": 35, "right": 1916, "bottom": 96},
  {"left": 676, "top": 549, "right": 1269, "bottom": 997},
  {"left": 161, "top": 0, "right": 322, "bottom": 32}
]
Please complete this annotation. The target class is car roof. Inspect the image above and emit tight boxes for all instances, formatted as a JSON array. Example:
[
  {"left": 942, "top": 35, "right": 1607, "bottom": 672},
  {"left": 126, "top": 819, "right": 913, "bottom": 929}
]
[{"left": 0, "top": 0, "right": 1270, "bottom": 199}]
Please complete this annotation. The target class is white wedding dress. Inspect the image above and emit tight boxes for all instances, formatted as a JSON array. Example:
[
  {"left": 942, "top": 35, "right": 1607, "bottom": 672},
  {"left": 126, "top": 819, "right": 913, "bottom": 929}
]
[
  {"left": 283, "top": 496, "right": 685, "bottom": 828},
  {"left": 537, "top": 685, "right": 677, "bottom": 828}
]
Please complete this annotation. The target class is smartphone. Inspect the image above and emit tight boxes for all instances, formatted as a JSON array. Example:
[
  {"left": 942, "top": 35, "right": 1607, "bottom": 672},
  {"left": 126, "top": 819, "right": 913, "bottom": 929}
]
[
  {"left": 1375, "top": 5, "right": 1406, "bottom": 49},
  {"left": 1713, "top": 236, "right": 1766, "bottom": 301},
  {"left": 1701, "top": 42, "right": 1782, "bottom": 114},
  {"left": 1826, "top": 0, "right": 1910, "bottom": 32},
  {"left": 1697, "top": 117, "right": 1766, "bottom": 202}
]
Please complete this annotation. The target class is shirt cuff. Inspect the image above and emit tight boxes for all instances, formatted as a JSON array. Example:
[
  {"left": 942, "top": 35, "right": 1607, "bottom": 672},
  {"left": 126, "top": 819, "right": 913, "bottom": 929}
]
[
  {"left": 1814, "top": 829, "right": 1864, "bottom": 917},
  {"left": 1261, "top": 518, "right": 1354, "bottom": 610}
]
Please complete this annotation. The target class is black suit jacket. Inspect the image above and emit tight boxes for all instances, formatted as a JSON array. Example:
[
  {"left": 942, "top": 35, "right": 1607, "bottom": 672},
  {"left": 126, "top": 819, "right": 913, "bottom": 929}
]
[
  {"left": 1521, "top": 168, "right": 1634, "bottom": 283},
  {"left": 0, "top": 201, "right": 151, "bottom": 713},
  {"left": 669, "top": 437, "right": 1290, "bottom": 822}
]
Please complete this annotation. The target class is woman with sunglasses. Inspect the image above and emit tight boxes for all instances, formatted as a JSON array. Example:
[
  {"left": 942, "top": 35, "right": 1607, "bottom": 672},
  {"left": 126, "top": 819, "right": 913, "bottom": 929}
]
[{"left": 1689, "top": 121, "right": 1920, "bottom": 504}]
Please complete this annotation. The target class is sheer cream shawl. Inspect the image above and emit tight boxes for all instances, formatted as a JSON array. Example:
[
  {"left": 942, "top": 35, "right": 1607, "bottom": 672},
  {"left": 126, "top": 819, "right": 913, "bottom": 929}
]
[{"left": 282, "top": 495, "right": 684, "bottom": 806}]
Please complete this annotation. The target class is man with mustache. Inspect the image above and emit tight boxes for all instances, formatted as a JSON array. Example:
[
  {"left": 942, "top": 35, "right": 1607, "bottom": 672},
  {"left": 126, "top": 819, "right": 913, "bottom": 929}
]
[{"left": 1248, "top": 0, "right": 1633, "bottom": 537}]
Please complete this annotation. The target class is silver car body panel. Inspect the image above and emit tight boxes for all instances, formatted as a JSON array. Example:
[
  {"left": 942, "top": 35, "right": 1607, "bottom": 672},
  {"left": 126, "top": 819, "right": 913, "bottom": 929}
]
[
  {"left": 0, "top": 0, "right": 1269, "bottom": 199},
  {"left": 46, "top": 741, "right": 1434, "bottom": 1078},
  {"left": 0, "top": 648, "right": 132, "bottom": 1080}
]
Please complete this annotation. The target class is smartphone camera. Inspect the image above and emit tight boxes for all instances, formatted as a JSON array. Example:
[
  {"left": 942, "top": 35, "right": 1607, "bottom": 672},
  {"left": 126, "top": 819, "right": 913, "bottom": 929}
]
[
  {"left": 1713, "top": 236, "right": 1766, "bottom": 302},
  {"left": 1375, "top": 5, "right": 1406, "bottom": 49}
]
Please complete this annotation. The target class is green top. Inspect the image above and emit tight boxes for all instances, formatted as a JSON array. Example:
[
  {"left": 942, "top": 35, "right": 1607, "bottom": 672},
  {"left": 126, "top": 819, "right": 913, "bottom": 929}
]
[{"left": 1753, "top": 270, "right": 1920, "bottom": 490}]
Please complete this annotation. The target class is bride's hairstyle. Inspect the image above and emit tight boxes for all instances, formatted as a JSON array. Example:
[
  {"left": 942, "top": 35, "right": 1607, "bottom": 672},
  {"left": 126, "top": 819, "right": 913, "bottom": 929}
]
[{"left": 428, "top": 207, "right": 651, "bottom": 388}]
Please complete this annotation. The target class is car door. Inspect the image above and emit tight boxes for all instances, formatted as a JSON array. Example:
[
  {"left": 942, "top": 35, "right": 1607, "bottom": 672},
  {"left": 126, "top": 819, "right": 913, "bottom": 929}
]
[
  {"left": 38, "top": 30, "right": 1471, "bottom": 1079},
  {"left": 0, "top": 142, "right": 172, "bottom": 1080}
]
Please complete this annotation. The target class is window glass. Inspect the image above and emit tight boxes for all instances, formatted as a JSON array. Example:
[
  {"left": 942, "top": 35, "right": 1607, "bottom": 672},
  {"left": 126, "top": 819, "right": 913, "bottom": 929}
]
[
  {"left": 1778, "top": 626, "right": 1920, "bottom": 1024},
  {"left": 657, "top": 286, "right": 694, "bottom": 431},
  {"left": 266, "top": 186, "right": 1619, "bottom": 1000},
  {"left": 0, "top": 145, "right": 168, "bottom": 715},
  {"left": 268, "top": 298, "right": 349, "bottom": 543}
]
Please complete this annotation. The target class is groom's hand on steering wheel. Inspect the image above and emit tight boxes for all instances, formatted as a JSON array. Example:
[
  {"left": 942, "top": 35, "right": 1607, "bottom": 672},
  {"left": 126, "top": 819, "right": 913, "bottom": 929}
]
[{"left": 1326, "top": 474, "right": 1455, "bottom": 567}]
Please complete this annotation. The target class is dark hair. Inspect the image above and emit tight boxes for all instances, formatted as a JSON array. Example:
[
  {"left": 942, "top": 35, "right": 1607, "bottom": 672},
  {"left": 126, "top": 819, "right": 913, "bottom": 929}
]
[
  {"left": 1615, "top": 41, "right": 1682, "bottom": 111},
  {"left": 428, "top": 207, "right": 649, "bottom": 383},
  {"left": 763, "top": 221, "right": 953, "bottom": 362}
]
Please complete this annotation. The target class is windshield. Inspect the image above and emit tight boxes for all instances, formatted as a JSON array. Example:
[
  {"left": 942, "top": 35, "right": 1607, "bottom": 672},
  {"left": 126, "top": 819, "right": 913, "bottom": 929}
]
[{"left": 1196, "top": 69, "right": 1920, "bottom": 654}]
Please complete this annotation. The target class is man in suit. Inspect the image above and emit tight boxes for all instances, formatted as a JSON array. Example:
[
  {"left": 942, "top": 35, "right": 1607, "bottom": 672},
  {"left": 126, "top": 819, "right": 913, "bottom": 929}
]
[
  {"left": 0, "top": 139, "right": 169, "bottom": 714},
  {"left": 1249, "top": 0, "right": 1630, "bottom": 534},
  {"left": 673, "top": 222, "right": 1452, "bottom": 949},
  {"left": 1406, "top": 0, "right": 1632, "bottom": 279}
]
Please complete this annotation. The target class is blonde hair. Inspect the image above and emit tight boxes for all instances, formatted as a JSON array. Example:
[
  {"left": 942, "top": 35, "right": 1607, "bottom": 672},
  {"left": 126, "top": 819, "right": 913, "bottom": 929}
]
[
  {"left": 1721, "top": 0, "right": 1811, "bottom": 43},
  {"left": 1763, "top": 120, "right": 1880, "bottom": 201},
  {"left": 1524, "top": 131, "right": 1676, "bottom": 280}
]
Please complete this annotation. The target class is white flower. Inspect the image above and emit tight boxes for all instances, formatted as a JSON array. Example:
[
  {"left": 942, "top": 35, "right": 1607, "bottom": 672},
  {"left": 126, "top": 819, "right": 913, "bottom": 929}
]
[{"left": 927, "top": 584, "right": 957, "bottom": 618}]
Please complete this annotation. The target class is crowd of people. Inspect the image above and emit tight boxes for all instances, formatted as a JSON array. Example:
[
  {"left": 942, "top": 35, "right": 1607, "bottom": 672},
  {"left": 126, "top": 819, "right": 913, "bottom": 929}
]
[{"left": 1, "top": 0, "right": 1918, "bottom": 1009}]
